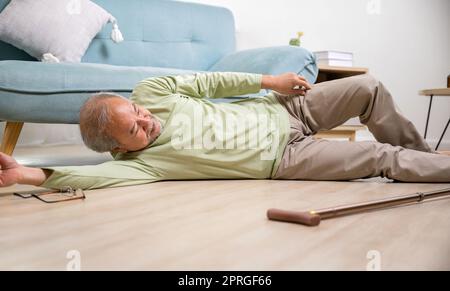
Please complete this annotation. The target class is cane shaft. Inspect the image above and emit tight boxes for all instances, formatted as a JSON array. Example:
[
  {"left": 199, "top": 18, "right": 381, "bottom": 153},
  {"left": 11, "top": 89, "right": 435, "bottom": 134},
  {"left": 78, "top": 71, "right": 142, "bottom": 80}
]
[
  {"left": 317, "top": 188, "right": 450, "bottom": 219},
  {"left": 267, "top": 188, "right": 450, "bottom": 226}
]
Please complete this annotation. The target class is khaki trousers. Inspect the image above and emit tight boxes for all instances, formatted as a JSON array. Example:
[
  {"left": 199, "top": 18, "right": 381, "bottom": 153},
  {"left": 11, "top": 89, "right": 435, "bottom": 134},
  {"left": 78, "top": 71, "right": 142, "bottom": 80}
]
[{"left": 274, "top": 74, "right": 450, "bottom": 182}]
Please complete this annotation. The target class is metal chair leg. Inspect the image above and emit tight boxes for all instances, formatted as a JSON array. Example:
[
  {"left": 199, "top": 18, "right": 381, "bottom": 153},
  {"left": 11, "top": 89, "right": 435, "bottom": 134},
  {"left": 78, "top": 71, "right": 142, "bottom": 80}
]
[
  {"left": 424, "top": 95, "right": 433, "bottom": 139},
  {"left": 435, "top": 117, "right": 450, "bottom": 151}
]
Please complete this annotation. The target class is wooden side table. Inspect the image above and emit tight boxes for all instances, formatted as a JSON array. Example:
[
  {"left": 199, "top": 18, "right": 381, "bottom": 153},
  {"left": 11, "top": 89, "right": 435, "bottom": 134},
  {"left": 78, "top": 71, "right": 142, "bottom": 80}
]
[
  {"left": 314, "top": 125, "right": 366, "bottom": 141},
  {"left": 419, "top": 88, "right": 450, "bottom": 150},
  {"left": 314, "top": 65, "right": 369, "bottom": 141}
]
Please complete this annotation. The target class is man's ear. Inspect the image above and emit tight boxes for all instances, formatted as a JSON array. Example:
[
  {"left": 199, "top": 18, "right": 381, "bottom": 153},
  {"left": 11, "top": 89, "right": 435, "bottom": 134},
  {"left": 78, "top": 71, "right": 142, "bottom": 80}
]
[{"left": 111, "top": 147, "right": 128, "bottom": 154}]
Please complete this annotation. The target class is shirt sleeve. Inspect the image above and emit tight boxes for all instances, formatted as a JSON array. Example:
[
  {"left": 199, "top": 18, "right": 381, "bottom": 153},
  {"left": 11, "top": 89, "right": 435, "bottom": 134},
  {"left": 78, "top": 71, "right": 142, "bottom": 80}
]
[
  {"left": 131, "top": 72, "right": 262, "bottom": 106},
  {"left": 40, "top": 159, "right": 160, "bottom": 190}
]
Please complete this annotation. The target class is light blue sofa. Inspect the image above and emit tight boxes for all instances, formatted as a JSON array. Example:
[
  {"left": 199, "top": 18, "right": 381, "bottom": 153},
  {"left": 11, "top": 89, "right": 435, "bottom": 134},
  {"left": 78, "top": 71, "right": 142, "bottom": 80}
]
[{"left": 0, "top": 0, "right": 318, "bottom": 154}]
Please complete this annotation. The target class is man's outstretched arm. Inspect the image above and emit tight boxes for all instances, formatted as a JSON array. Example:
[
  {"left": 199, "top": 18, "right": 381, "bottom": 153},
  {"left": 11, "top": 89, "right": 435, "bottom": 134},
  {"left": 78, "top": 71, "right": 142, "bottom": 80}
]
[
  {"left": 131, "top": 72, "right": 311, "bottom": 106},
  {"left": 0, "top": 152, "right": 158, "bottom": 190}
]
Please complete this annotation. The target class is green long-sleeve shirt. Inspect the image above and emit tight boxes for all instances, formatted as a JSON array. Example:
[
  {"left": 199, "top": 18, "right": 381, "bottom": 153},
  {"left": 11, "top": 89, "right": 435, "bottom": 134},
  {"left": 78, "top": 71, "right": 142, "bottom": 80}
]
[{"left": 41, "top": 72, "right": 291, "bottom": 190}]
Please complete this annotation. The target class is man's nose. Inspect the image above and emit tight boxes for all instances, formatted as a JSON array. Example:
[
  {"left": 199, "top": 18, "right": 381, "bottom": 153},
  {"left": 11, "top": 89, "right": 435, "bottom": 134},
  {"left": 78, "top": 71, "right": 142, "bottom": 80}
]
[{"left": 137, "top": 117, "right": 151, "bottom": 130}]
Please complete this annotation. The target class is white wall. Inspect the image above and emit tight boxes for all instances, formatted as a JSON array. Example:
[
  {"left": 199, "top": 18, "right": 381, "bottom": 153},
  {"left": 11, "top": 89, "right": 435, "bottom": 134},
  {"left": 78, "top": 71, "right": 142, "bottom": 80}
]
[{"left": 2, "top": 0, "right": 449, "bottom": 149}]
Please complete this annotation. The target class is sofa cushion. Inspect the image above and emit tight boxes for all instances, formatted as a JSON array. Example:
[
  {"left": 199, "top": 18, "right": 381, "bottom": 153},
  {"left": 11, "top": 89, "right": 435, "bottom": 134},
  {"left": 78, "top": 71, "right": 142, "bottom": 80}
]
[
  {"left": 0, "top": 0, "right": 120, "bottom": 63},
  {"left": 0, "top": 61, "right": 197, "bottom": 94}
]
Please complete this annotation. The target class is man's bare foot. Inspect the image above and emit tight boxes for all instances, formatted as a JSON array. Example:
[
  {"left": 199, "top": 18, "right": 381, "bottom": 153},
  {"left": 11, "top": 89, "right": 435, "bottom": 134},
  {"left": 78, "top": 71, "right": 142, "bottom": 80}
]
[{"left": 438, "top": 151, "right": 450, "bottom": 156}]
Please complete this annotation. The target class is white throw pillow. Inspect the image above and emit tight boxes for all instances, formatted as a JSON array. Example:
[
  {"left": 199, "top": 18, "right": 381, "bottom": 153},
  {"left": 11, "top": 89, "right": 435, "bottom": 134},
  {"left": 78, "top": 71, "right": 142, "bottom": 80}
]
[{"left": 0, "top": 0, "right": 123, "bottom": 63}]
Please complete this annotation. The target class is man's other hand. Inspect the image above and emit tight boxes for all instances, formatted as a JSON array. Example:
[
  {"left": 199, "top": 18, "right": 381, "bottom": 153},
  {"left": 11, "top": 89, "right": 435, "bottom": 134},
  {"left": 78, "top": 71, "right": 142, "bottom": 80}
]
[
  {"left": 0, "top": 152, "right": 23, "bottom": 187},
  {"left": 262, "top": 73, "right": 312, "bottom": 96}
]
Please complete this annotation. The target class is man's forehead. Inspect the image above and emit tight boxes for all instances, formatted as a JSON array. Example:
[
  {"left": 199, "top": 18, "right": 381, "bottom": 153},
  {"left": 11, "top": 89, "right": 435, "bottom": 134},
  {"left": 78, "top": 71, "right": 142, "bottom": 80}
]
[
  {"left": 107, "top": 97, "right": 133, "bottom": 112},
  {"left": 105, "top": 100, "right": 133, "bottom": 126}
]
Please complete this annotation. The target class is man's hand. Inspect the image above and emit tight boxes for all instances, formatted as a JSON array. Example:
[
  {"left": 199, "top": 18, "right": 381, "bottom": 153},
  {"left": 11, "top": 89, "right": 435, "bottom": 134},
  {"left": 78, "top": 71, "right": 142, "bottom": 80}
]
[
  {"left": 0, "top": 152, "right": 50, "bottom": 187},
  {"left": 262, "top": 73, "right": 312, "bottom": 96},
  {"left": 0, "top": 152, "right": 23, "bottom": 187}
]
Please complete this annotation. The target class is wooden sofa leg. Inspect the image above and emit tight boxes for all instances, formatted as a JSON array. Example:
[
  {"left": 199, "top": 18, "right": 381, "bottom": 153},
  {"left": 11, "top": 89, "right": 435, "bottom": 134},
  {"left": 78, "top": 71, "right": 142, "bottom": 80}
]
[{"left": 1, "top": 121, "right": 24, "bottom": 155}]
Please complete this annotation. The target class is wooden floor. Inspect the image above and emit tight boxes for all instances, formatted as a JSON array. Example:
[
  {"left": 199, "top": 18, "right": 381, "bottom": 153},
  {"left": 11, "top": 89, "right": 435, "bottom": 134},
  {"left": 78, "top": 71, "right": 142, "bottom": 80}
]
[{"left": 1, "top": 178, "right": 449, "bottom": 270}]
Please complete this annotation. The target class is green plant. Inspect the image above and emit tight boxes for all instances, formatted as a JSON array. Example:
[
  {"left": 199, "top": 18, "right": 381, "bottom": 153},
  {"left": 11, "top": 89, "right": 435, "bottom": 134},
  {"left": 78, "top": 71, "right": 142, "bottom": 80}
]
[{"left": 289, "top": 31, "right": 304, "bottom": 46}]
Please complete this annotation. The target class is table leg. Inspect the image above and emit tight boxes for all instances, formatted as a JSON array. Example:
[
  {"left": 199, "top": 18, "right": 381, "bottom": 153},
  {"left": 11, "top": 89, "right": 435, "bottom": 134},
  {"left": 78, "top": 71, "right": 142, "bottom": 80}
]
[
  {"left": 424, "top": 95, "right": 433, "bottom": 139},
  {"left": 435, "top": 117, "right": 450, "bottom": 151}
]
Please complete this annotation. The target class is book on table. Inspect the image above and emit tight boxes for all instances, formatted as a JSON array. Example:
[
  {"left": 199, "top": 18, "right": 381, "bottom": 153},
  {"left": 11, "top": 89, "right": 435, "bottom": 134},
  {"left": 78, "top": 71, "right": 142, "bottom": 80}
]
[
  {"left": 314, "top": 50, "right": 354, "bottom": 67},
  {"left": 314, "top": 50, "right": 353, "bottom": 60}
]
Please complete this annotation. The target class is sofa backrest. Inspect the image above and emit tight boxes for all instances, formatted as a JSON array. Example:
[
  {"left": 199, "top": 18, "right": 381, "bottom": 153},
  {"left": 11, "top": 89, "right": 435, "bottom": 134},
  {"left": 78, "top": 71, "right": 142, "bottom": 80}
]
[{"left": 0, "top": 0, "right": 236, "bottom": 70}]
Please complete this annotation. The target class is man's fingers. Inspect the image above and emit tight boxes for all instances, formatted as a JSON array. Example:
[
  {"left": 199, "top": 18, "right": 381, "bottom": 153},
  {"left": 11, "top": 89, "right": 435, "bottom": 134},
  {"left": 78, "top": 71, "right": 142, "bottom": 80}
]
[
  {"left": 0, "top": 152, "right": 16, "bottom": 169},
  {"left": 294, "top": 77, "right": 311, "bottom": 90},
  {"left": 292, "top": 85, "right": 307, "bottom": 91},
  {"left": 0, "top": 152, "right": 9, "bottom": 162},
  {"left": 301, "top": 80, "right": 312, "bottom": 90},
  {"left": 292, "top": 81, "right": 311, "bottom": 91},
  {"left": 288, "top": 88, "right": 307, "bottom": 96}
]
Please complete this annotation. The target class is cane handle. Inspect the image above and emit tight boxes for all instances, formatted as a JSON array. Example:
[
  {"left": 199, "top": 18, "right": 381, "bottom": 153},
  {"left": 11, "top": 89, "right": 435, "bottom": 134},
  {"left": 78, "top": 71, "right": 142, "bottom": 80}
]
[{"left": 267, "top": 208, "right": 321, "bottom": 226}]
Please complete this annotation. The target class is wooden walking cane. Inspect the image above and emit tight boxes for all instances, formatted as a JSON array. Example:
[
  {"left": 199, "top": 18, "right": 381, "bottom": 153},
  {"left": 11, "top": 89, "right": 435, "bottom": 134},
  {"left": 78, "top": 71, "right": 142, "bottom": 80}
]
[{"left": 267, "top": 188, "right": 450, "bottom": 227}]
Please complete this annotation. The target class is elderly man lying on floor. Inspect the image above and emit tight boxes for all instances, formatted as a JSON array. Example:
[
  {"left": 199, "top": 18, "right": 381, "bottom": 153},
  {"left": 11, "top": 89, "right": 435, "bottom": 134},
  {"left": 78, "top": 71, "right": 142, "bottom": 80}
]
[{"left": 1, "top": 72, "right": 450, "bottom": 190}]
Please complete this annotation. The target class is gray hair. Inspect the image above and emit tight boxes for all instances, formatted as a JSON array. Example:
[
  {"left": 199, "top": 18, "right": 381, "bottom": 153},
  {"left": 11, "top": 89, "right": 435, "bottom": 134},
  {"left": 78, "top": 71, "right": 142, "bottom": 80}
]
[{"left": 79, "top": 92, "right": 126, "bottom": 153}]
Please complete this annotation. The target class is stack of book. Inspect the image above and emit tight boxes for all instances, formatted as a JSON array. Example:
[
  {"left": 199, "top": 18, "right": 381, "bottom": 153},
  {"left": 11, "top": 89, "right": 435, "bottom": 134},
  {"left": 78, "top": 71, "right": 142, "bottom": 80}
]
[{"left": 314, "top": 50, "right": 353, "bottom": 67}]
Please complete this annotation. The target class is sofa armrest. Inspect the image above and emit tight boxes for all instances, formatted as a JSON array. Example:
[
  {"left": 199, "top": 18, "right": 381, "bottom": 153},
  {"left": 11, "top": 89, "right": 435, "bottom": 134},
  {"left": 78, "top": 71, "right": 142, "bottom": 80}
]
[{"left": 208, "top": 46, "right": 318, "bottom": 84}]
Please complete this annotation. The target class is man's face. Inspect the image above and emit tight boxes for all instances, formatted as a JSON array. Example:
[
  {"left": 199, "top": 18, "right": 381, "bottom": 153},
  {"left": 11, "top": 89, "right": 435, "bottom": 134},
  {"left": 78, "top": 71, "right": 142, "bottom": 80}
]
[{"left": 107, "top": 98, "right": 162, "bottom": 152}]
